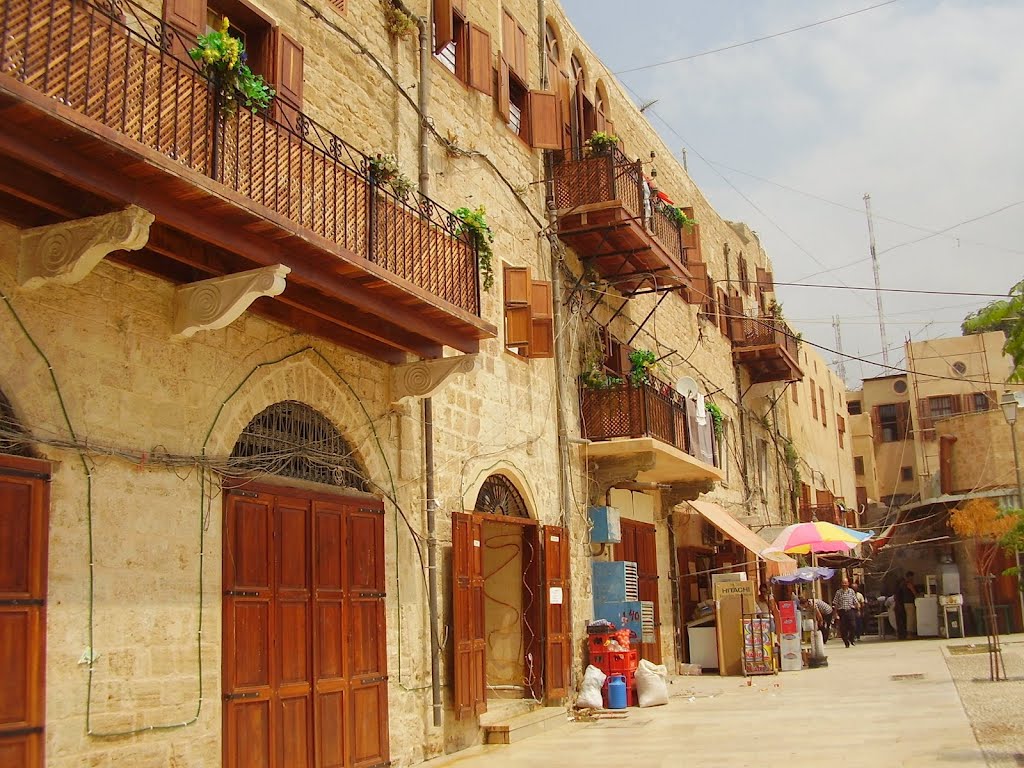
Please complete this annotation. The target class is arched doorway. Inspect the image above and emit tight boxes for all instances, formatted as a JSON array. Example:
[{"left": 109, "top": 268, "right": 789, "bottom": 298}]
[
  {"left": 452, "top": 474, "right": 569, "bottom": 717},
  {"left": 222, "top": 401, "right": 388, "bottom": 768},
  {"left": 0, "top": 389, "right": 49, "bottom": 767}
]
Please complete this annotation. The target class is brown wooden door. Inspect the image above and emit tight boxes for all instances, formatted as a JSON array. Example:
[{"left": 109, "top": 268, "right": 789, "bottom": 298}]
[
  {"left": 542, "top": 525, "right": 569, "bottom": 701},
  {"left": 451, "top": 512, "right": 486, "bottom": 718},
  {"left": 615, "top": 519, "right": 660, "bottom": 663},
  {"left": 0, "top": 456, "right": 49, "bottom": 768},
  {"left": 224, "top": 488, "right": 387, "bottom": 768}
]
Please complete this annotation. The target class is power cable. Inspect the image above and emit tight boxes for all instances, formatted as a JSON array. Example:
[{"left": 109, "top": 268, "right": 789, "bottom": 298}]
[
  {"left": 613, "top": 0, "right": 904, "bottom": 75},
  {"left": 759, "top": 281, "right": 1009, "bottom": 298}
]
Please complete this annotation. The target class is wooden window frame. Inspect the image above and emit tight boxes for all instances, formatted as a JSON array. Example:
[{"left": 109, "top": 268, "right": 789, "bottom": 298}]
[
  {"left": 791, "top": 382, "right": 798, "bottom": 404},
  {"left": 433, "top": 3, "right": 470, "bottom": 86},
  {"left": 810, "top": 380, "right": 818, "bottom": 421},
  {"left": 503, "top": 264, "right": 554, "bottom": 359},
  {"left": 820, "top": 386, "right": 827, "bottom": 427}
]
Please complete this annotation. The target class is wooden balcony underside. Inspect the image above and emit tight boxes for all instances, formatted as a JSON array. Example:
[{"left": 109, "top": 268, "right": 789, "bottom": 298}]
[
  {"left": 557, "top": 202, "right": 691, "bottom": 294},
  {"left": 0, "top": 79, "right": 496, "bottom": 362},
  {"left": 733, "top": 343, "right": 803, "bottom": 384}
]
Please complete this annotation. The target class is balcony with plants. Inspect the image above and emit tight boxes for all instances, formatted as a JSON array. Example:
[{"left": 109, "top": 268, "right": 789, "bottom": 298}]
[
  {"left": 728, "top": 303, "right": 804, "bottom": 384},
  {"left": 548, "top": 132, "right": 701, "bottom": 298},
  {"left": 0, "top": 0, "right": 496, "bottom": 361},
  {"left": 578, "top": 347, "right": 724, "bottom": 485}
]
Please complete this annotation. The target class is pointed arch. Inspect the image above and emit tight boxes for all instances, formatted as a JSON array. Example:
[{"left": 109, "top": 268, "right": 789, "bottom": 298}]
[{"left": 462, "top": 463, "right": 539, "bottom": 520}]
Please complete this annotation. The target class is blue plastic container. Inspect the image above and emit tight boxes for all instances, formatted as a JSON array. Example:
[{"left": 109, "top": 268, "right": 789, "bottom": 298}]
[{"left": 606, "top": 674, "right": 627, "bottom": 710}]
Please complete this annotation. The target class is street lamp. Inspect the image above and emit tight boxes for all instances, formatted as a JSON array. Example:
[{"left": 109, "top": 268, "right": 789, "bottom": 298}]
[{"left": 1001, "top": 391, "right": 1024, "bottom": 633}]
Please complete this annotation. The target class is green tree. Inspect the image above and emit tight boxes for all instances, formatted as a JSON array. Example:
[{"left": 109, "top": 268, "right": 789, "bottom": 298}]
[{"left": 962, "top": 277, "right": 1024, "bottom": 381}]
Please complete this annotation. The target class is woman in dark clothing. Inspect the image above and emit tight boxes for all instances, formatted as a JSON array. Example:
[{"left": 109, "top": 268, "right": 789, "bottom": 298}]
[{"left": 894, "top": 570, "right": 917, "bottom": 639}]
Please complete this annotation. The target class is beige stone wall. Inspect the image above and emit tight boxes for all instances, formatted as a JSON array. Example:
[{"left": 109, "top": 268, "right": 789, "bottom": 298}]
[
  {"left": 937, "top": 411, "right": 1024, "bottom": 497},
  {"left": 859, "top": 375, "right": 917, "bottom": 501},
  {"left": 849, "top": 412, "right": 880, "bottom": 502}
]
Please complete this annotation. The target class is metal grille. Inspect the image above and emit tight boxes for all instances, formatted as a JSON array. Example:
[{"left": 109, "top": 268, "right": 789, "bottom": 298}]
[
  {"left": 474, "top": 474, "right": 529, "bottom": 518},
  {"left": 2, "top": 0, "right": 480, "bottom": 315},
  {"left": 0, "top": 390, "right": 31, "bottom": 457},
  {"left": 230, "top": 401, "right": 368, "bottom": 491}
]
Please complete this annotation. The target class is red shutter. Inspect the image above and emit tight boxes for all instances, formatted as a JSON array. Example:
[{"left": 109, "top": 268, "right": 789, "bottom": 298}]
[
  {"left": 543, "top": 525, "right": 570, "bottom": 702},
  {"left": 467, "top": 25, "right": 493, "bottom": 95},
  {"left": 274, "top": 30, "right": 304, "bottom": 125},
  {"left": 529, "top": 280, "right": 554, "bottom": 359},
  {"left": 501, "top": 11, "right": 526, "bottom": 77},
  {"left": 452, "top": 513, "right": 486, "bottom": 718},
  {"left": 496, "top": 56, "right": 510, "bottom": 123},
  {"left": 504, "top": 265, "right": 531, "bottom": 348},
  {"left": 163, "top": 0, "right": 206, "bottom": 59},
  {"left": 0, "top": 457, "right": 49, "bottom": 768},
  {"left": 514, "top": 23, "right": 528, "bottom": 79},
  {"left": 433, "top": 0, "right": 454, "bottom": 54},
  {"left": 528, "top": 91, "right": 561, "bottom": 149}
]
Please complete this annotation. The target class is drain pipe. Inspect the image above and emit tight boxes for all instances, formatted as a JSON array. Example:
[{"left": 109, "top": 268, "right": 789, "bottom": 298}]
[{"left": 417, "top": 12, "right": 443, "bottom": 729}]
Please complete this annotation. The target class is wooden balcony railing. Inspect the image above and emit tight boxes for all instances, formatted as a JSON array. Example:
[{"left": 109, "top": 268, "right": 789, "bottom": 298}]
[
  {"left": 550, "top": 147, "right": 689, "bottom": 267},
  {"left": 732, "top": 315, "right": 800, "bottom": 359},
  {"left": 799, "top": 504, "right": 839, "bottom": 524},
  {"left": 579, "top": 377, "right": 719, "bottom": 468},
  {"left": 1, "top": 0, "right": 480, "bottom": 315}
]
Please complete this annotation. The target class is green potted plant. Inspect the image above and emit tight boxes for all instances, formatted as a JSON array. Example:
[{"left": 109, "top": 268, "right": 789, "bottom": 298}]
[
  {"left": 669, "top": 206, "right": 697, "bottom": 231},
  {"left": 627, "top": 348, "right": 656, "bottom": 387},
  {"left": 454, "top": 205, "right": 495, "bottom": 291},
  {"left": 190, "top": 18, "right": 275, "bottom": 114},
  {"left": 367, "top": 153, "right": 414, "bottom": 199},
  {"left": 584, "top": 130, "right": 619, "bottom": 157},
  {"left": 705, "top": 401, "right": 723, "bottom": 439}
]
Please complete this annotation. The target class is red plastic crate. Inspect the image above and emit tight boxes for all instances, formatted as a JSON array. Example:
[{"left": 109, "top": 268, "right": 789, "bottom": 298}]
[
  {"left": 602, "top": 670, "right": 636, "bottom": 707},
  {"left": 587, "top": 632, "right": 615, "bottom": 654},
  {"left": 589, "top": 648, "right": 638, "bottom": 675}
]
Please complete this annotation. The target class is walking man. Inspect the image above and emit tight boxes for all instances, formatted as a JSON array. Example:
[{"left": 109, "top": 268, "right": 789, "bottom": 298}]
[
  {"left": 894, "top": 571, "right": 917, "bottom": 640},
  {"left": 833, "top": 577, "right": 859, "bottom": 648}
]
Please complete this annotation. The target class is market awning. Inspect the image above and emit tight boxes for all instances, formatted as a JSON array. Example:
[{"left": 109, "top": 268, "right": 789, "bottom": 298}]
[{"left": 686, "top": 500, "right": 797, "bottom": 577}]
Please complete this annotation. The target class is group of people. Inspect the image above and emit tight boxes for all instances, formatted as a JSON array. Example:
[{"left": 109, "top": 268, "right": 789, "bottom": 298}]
[{"left": 802, "top": 577, "right": 866, "bottom": 648}]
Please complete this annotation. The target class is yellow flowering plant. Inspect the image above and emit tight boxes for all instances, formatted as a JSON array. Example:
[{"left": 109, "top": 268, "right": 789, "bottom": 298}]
[{"left": 189, "top": 18, "right": 275, "bottom": 113}]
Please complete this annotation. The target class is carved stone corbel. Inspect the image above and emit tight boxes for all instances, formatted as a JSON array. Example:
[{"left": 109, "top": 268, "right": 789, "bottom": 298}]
[
  {"left": 172, "top": 264, "right": 290, "bottom": 337},
  {"left": 15, "top": 206, "right": 154, "bottom": 290},
  {"left": 588, "top": 452, "right": 657, "bottom": 504},
  {"left": 390, "top": 355, "right": 478, "bottom": 403}
]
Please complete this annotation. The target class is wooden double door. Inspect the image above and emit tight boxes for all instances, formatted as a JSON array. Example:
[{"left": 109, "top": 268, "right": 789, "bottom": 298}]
[
  {"left": 0, "top": 456, "right": 49, "bottom": 768},
  {"left": 614, "top": 519, "right": 660, "bottom": 663},
  {"left": 451, "top": 513, "right": 570, "bottom": 716},
  {"left": 223, "top": 486, "right": 388, "bottom": 768}
]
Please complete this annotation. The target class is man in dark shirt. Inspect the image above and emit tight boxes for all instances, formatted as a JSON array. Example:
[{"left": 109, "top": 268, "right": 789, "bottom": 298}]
[{"left": 894, "top": 571, "right": 917, "bottom": 640}]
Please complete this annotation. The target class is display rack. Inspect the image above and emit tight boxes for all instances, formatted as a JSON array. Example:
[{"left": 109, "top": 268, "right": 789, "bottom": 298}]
[{"left": 741, "top": 612, "right": 776, "bottom": 675}]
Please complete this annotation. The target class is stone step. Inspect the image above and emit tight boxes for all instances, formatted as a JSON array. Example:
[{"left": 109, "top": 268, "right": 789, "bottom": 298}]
[{"left": 481, "top": 705, "right": 568, "bottom": 745}]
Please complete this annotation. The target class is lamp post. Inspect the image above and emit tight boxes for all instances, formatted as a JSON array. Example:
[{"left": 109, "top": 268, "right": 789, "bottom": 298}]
[{"left": 1000, "top": 391, "right": 1023, "bottom": 633}]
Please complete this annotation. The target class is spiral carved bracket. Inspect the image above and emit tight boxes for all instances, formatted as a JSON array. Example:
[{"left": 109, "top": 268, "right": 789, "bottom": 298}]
[
  {"left": 15, "top": 206, "right": 154, "bottom": 290},
  {"left": 172, "top": 264, "right": 290, "bottom": 338},
  {"left": 390, "top": 354, "right": 478, "bottom": 403}
]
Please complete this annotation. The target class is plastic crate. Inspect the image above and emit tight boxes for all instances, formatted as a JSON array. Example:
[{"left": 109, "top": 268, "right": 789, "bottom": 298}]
[{"left": 589, "top": 649, "right": 638, "bottom": 674}]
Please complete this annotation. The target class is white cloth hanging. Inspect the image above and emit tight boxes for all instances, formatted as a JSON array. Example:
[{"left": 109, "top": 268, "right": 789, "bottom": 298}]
[{"left": 695, "top": 392, "right": 707, "bottom": 426}]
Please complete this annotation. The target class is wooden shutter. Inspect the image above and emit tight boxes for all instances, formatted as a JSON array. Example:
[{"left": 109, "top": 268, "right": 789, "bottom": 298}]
[
  {"left": 819, "top": 387, "right": 827, "bottom": 426},
  {"left": 728, "top": 295, "right": 744, "bottom": 341},
  {"left": 595, "top": 105, "right": 606, "bottom": 133},
  {"left": 452, "top": 513, "right": 486, "bottom": 718},
  {"left": 467, "top": 25, "right": 493, "bottom": 95},
  {"left": 0, "top": 456, "right": 49, "bottom": 768},
  {"left": 810, "top": 382, "right": 818, "bottom": 421},
  {"left": 555, "top": 68, "right": 572, "bottom": 150},
  {"left": 163, "top": 0, "right": 206, "bottom": 59},
  {"left": 346, "top": 504, "right": 389, "bottom": 768},
  {"left": 616, "top": 521, "right": 660, "bottom": 664},
  {"left": 871, "top": 406, "right": 882, "bottom": 444},
  {"left": 501, "top": 11, "right": 527, "bottom": 77},
  {"left": 917, "top": 398, "right": 933, "bottom": 440},
  {"left": 504, "top": 265, "right": 531, "bottom": 348},
  {"left": 717, "top": 288, "right": 729, "bottom": 337},
  {"left": 275, "top": 30, "right": 304, "bottom": 125},
  {"left": 527, "top": 91, "right": 561, "bottom": 149},
  {"left": 529, "top": 280, "right": 554, "bottom": 359},
  {"left": 223, "top": 490, "right": 276, "bottom": 768},
  {"left": 542, "top": 525, "right": 570, "bottom": 702},
  {"left": 433, "top": 0, "right": 454, "bottom": 54},
  {"left": 496, "top": 56, "right": 511, "bottom": 123}
]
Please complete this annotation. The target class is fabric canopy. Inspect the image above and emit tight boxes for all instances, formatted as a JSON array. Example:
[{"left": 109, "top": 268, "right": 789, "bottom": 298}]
[
  {"left": 686, "top": 500, "right": 797, "bottom": 577},
  {"left": 771, "top": 566, "right": 835, "bottom": 584}
]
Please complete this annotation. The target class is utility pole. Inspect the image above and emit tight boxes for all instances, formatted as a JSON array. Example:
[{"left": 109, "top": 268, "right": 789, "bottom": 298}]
[
  {"left": 863, "top": 193, "right": 889, "bottom": 367},
  {"left": 832, "top": 315, "right": 847, "bottom": 385},
  {"left": 680, "top": 147, "right": 688, "bottom": 172}
]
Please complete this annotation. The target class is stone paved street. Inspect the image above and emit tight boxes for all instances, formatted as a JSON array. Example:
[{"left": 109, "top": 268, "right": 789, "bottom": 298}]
[{"left": 424, "top": 635, "right": 1024, "bottom": 768}]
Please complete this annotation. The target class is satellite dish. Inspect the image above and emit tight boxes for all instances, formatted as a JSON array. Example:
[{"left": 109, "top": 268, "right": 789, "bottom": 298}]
[{"left": 674, "top": 376, "right": 699, "bottom": 399}]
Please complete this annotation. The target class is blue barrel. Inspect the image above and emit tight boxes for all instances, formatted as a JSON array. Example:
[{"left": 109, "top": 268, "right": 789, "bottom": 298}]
[{"left": 606, "top": 674, "right": 627, "bottom": 709}]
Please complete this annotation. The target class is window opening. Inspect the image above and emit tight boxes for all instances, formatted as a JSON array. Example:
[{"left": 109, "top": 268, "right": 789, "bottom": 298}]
[
  {"left": 900, "top": 466, "right": 914, "bottom": 482},
  {"left": 928, "top": 395, "right": 955, "bottom": 420},
  {"left": 854, "top": 456, "right": 865, "bottom": 476},
  {"left": 848, "top": 400, "right": 862, "bottom": 415},
  {"left": 474, "top": 474, "right": 530, "bottom": 518},
  {"left": 230, "top": 400, "right": 369, "bottom": 491},
  {"left": 893, "top": 379, "right": 908, "bottom": 394}
]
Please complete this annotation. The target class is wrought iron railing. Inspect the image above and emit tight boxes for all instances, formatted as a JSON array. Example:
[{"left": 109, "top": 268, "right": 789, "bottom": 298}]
[
  {"left": 732, "top": 315, "right": 800, "bottom": 360},
  {"left": 0, "top": 0, "right": 480, "bottom": 315},
  {"left": 579, "top": 376, "right": 719, "bottom": 468},
  {"left": 549, "top": 147, "right": 687, "bottom": 266}
]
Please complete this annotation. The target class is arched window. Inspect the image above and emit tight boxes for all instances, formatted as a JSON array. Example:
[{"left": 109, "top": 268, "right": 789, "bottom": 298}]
[
  {"left": 595, "top": 81, "right": 610, "bottom": 133},
  {"left": 230, "top": 400, "right": 369, "bottom": 491},
  {"left": 473, "top": 474, "right": 529, "bottom": 518},
  {"left": 545, "top": 21, "right": 561, "bottom": 68},
  {"left": 570, "top": 54, "right": 595, "bottom": 154},
  {"left": 0, "top": 390, "right": 31, "bottom": 457}
]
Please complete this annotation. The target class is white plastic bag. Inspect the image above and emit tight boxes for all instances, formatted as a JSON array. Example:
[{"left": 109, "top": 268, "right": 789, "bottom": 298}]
[
  {"left": 576, "top": 664, "right": 606, "bottom": 709},
  {"left": 634, "top": 658, "right": 669, "bottom": 707}
]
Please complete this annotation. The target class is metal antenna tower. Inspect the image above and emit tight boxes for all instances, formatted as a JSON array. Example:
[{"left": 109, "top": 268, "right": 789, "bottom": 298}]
[
  {"left": 832, "top": 315, "right": 847, "bottom": 385},
  {"left": 863, "top": 193, "right": 889, "bottom": 367}
]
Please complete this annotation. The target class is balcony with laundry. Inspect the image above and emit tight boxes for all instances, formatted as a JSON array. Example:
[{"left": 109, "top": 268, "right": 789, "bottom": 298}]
[{"left": 0, "top": 0, "right": 495, "bottom": 361}]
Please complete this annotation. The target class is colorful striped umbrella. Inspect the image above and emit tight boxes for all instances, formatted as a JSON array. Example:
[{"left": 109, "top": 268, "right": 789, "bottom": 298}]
[{"left": 762, "top": 521, "right": 874, "bottom": 555}]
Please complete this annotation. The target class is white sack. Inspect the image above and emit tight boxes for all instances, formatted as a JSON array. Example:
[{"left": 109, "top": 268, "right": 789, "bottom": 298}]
[
  {"left": 635, "top": 659, "right": 669, "bottom": 707},
  {"left": 576, "top": 664, "right": 606, "bottom": 709}
]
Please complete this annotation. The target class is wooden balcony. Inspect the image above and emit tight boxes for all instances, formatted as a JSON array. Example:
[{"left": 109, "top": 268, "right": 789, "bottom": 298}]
[
  {"left": 0, "top": 0, "right": 495, "bottom": 361},
  {"left": 799, "top": 504, "right": 840, "bottom": 525},
  {"left": 580, "top": 378, "right": 724, "bottom": 485},
  {"left": 549, "top": 148, "right": 695, "bottom": 296},
  {"left": 730, "top": 315, "right": 804, "bottom": 384}
]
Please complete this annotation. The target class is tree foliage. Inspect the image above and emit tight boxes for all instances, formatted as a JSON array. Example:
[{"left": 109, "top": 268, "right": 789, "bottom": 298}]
[{"left": 962, "top": 277, "right": 1024, "bottom": 382}]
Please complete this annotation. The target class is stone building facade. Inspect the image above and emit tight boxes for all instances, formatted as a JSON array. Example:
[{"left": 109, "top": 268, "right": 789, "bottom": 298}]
[{"left": 0, "top": 0, "right": 854, "bottom": 766}]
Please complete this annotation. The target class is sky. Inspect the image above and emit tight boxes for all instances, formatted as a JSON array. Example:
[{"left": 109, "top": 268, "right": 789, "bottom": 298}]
[{"left": 559, "top": 0, "right": 1024, "bottom": 389}]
